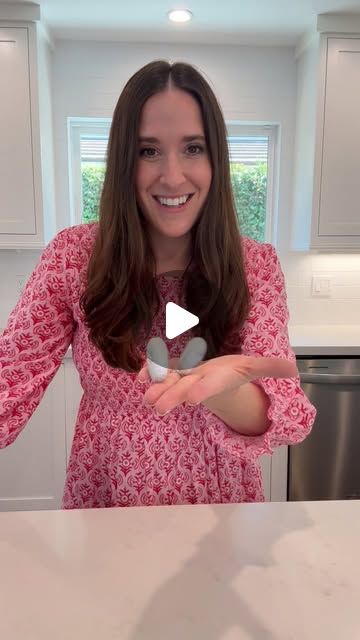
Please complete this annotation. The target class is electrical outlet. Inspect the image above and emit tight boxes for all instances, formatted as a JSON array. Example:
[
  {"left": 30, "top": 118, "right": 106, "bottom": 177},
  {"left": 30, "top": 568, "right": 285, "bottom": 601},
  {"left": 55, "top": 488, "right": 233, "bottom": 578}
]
[
  {"left": 311, "top": 275, "right": 332, "bottom": 298},
  {"left": 16, "top": 275, "right": 26, "bottom": 295}
]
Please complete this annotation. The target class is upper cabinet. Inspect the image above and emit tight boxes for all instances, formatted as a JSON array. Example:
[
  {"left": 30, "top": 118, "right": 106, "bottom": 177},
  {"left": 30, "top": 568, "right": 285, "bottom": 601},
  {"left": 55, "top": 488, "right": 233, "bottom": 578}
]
[
  {"left": 312, "top": 35, "right": 360, "bottom": 249},
  {"left": 0, "top": 26, "right": 39, "bottom": 239},
  {"left": 292, "top": 21, "right": 360, "bottom": 251},
  {"left": 0, "top": 9, "right": 56, "bottom": 249}
]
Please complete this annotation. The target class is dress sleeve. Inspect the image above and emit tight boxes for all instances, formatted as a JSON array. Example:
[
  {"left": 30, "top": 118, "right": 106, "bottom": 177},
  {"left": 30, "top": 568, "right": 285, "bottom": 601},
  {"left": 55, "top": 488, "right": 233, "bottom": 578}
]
[
  {"left": 202, "top": 241, "right": 317, "bottom": 459},
  {"left": 0, "top": 229, "right": 75, "bottom": 448}
]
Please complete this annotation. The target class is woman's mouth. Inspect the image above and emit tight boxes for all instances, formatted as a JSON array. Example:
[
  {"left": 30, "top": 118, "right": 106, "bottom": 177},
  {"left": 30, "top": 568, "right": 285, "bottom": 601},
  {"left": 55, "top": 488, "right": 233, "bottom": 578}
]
[{"left": 152, "top": 193, "right": 194, "bottom": 212}]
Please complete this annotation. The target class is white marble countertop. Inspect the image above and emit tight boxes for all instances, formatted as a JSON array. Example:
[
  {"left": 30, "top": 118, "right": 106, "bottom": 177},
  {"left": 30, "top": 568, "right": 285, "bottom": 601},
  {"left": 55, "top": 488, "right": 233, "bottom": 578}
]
[
  {"left": 289, "top": 324, "right": 360, "bottom": 356},
  {"left": 61, "top": 324, "right": 360, "bottom": 359},
  {"left": 1, "top": 500, "right": 359, "bottom": 639}
]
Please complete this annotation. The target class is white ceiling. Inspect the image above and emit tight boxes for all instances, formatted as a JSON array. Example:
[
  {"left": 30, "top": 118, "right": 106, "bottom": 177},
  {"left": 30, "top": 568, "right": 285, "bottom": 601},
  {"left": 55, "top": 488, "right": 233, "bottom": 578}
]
[{"left": 7, "top": 0, "right": 360, "bottom": 45}]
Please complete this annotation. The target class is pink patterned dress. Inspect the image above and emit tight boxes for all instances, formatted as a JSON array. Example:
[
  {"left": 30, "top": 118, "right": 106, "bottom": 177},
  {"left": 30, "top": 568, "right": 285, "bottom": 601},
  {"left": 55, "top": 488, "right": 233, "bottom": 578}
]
[{"left": 0, "top": 223, "right": 316, "bottom": 508}]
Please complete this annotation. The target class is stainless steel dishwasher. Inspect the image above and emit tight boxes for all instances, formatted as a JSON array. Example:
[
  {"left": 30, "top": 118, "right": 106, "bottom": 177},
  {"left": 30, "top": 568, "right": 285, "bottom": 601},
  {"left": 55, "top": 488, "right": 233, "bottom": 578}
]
[{"left": 288, "top": 358, "right": 360, "bottom": 501}]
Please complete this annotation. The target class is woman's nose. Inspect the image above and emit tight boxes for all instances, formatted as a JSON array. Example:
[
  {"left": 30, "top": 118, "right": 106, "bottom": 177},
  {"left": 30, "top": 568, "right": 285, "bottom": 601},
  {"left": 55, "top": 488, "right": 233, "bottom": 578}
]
[{"left": 159, "top": 153, "right": 186, "bottom": 188}]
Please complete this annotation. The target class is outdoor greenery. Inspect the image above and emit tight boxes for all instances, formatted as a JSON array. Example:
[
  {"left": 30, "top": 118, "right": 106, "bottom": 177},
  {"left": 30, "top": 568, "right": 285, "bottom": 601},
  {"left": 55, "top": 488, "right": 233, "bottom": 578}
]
[
  {"left": 81, "top": 161, "right": 267, "bottom": 241},
  {"left": 230, "top": 162, "right": 267, "bottom": 242},
  {"left": 81, "top": 163, "right": 105, "bottom": 223}
]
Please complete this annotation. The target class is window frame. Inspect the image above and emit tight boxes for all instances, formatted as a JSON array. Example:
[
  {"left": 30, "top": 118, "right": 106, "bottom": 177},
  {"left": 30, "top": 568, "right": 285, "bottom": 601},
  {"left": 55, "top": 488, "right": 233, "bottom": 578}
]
[
  {"left": 67, "top": 117, "right": 111, "bottom": 226},
  {"left": 226, "top": 123, "right": 278, "bottom": 244},
  {"left": 68, "top": 117, "right": 278, "bottom": 243}
]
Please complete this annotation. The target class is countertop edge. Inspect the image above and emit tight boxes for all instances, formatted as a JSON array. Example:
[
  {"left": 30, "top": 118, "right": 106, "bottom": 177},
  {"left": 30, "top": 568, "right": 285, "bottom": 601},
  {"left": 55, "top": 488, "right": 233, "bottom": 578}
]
[{"left": 63, "top": 345, "right": 360, "bottom": 360}]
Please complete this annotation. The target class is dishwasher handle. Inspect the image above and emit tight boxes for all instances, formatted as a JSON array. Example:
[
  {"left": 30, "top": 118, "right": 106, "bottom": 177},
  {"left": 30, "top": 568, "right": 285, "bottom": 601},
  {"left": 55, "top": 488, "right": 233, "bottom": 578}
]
[
  {"left": 300, "top": 371, "right": 360, "bottom": 384},
  {"left": 297, "top": 359, "right": 360, "bottom": 384}
]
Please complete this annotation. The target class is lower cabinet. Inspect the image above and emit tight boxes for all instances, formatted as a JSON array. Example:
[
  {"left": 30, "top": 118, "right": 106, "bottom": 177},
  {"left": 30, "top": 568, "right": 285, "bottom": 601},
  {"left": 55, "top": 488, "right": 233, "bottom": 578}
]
[
  {"left": 268, "top": 446, "right": 288, "bottom": 502},
  {"left": 259, "top": 448, "right": 288, "bottom": 502},
  {"left": 260, "top": 455, "right": 271, "bottom": 501},
  {"left": 63, "top": 358, "right": 82, "bottom": 465},
  {"left": 0, "top": 364, "right": 67, "bottom": 511},
  {"left": 0, "top": 358, "right": 287, "bottom": 511}
]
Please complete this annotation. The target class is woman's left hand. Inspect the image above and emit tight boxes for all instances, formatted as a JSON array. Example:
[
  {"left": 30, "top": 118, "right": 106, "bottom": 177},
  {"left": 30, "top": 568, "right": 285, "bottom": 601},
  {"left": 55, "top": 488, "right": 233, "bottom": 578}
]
[{"left": 136, "top": 354, "right": 298, "bottom": 416}]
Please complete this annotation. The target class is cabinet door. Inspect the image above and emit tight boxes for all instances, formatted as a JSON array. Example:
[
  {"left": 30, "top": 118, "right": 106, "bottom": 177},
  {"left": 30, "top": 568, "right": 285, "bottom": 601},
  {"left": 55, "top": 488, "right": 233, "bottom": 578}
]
[
  {"left": 314, "top": 37, "right": 360, "bottom": 244},
  {"left": 0, "top": 365, "right": 67, "bottom": 511},
  {"left": 259, "top": 455, "right": 271, "bottom": 501},
  {"left": 0, "top": 26, "right": 37, "bottom": 235},
  {"left": 269, "top": 445, "right": 288, "bottom": 501},
  {"left": 63, "top": 358, "right": 83, "bottom": 464}
]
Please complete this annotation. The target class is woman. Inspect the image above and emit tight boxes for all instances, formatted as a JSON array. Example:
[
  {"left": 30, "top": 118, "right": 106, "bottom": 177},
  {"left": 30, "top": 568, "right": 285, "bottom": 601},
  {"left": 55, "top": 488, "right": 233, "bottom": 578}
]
[{"left": 0, "top": 60, "right": 316, "bottom": 509}]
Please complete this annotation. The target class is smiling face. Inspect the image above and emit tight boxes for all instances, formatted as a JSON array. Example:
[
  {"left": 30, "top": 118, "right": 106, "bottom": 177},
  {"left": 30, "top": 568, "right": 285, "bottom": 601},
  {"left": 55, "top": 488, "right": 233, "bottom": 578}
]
[{"left": 135, "top": 88, "right": 212, "bottom": 252}]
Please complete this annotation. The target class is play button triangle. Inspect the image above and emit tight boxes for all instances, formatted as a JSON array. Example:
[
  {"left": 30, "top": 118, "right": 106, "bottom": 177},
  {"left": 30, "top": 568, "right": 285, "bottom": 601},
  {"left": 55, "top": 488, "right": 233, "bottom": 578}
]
[{"left": 165, "top": 302, "right": 199, "bottom": 339}]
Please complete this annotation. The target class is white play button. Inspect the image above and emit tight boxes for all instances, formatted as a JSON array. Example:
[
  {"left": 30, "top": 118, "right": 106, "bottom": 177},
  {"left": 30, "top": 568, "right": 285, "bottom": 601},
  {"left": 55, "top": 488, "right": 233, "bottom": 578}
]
[{"left": 165, "top": 302, "right": 199, "bottom": 339}]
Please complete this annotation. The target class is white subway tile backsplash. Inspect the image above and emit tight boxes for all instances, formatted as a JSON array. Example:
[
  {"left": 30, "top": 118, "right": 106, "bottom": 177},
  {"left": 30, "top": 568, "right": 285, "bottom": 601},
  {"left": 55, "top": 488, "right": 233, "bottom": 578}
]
[
  {"left": 310, "top": 254, "right": 360, "bottom": 271},
  {"left": 331, "top": 285, "right": 360, "bottom": 300},
  {"left": 1, "top": 249, "right": 359, "bottom": 331},
  {"left": 280, "top": 253, "right": 360, "bottom": 325},
  {"left": 0, "top": 251, "right": 39, "bottom": 328},
  {"left": 323, "top": 272, "right": 360, "bottom": 285}
]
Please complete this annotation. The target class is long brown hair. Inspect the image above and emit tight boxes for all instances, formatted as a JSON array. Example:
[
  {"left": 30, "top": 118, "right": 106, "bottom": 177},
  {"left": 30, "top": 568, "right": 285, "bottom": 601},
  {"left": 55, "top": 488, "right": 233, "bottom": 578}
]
[{"left": 80, "top": 60, "right": 250, "bottom": 372}]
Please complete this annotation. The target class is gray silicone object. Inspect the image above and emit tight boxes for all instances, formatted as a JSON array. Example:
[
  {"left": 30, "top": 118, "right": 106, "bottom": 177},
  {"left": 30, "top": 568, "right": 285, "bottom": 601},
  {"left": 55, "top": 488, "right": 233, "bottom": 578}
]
[
  {"left": 146, "top": 336, "right": 208, "bottom": 382},
  {"left": 146, "top": 337, "right": 169, "bottom": 382},
  {"left": 179, "top": 337, "right": 207, "bottom": 374}
]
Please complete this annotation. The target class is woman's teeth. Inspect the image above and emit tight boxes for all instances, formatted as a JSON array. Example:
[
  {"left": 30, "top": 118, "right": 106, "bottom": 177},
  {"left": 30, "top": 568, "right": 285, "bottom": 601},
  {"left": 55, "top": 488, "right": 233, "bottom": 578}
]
[{"left": 156, "top": 194, "right": 191, "bottom": 207}]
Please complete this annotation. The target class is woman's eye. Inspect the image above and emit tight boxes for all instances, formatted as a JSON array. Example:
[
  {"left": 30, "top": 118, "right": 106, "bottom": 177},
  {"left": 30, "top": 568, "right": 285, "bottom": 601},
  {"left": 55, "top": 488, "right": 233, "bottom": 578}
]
[
  {"left": 187, "top": 144, "right": 204, "bottom": 155},
  {"left": 139, "top": 147, "right": 157, "bottom": 158}
]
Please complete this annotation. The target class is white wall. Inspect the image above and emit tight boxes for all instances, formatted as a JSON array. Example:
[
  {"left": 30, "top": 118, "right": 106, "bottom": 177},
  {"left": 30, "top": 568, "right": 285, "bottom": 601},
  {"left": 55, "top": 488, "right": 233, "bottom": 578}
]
[
  {"left": 52, "top": 41, "right": 297, "bottom": 248},
  {"left": 1, "top": 39, "right": 360, "bottom": 331},
  {"left": 280, "top": 251, "right": 360, "bottom": 325}
]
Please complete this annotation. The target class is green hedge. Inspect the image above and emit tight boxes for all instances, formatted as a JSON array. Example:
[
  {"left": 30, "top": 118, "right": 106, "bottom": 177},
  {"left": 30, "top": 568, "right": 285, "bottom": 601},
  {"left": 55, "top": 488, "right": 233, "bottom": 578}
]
[
  {"left": 81, "top": 161, "right": 267, "bottom": 241},
  {"left": 82, "top": 163, "right": 105, "bottom": 223},
  {"left": 230, "top": 162, "right": 267, "bottom": 242}
]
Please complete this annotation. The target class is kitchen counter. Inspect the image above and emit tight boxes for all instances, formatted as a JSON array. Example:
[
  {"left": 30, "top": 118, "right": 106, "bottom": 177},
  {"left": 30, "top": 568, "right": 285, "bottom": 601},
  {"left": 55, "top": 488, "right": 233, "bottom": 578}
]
[
  {"left": 289, "top": 324, "right": 360, "bottom": 356},
  {"left": 61, "top": 325, "right": 360, "bottom": 359},
  {"left": 1, "top": 500, "right": 359, "bottom": 639}
]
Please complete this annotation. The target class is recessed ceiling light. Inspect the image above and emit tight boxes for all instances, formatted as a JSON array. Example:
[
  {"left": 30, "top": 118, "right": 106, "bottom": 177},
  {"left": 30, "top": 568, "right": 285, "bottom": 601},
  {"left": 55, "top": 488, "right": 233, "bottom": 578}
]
[{"left": 167, "top": 9, "right": 193, "bottom": 23}]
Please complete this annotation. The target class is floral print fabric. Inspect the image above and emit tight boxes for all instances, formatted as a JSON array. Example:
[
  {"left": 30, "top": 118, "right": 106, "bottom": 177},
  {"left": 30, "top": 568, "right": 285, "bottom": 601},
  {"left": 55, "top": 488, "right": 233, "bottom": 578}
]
[{"left": 0, "top": 223, "right": 316, "bottom": 508}]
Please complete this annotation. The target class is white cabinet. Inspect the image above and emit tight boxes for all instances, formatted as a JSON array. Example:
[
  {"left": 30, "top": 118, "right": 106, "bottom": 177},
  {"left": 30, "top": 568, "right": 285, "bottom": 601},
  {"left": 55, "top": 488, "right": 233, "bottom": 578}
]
[
  {"left": 63, "top": 358, "right": 82, "bottom": 464},
  {"left": 0, "top": 7, "right": 56, "bottom": 249},
  {"left": 0, "top": 365, "right": 67, "bottom": 511},
  {"left": 292, "top": 30, "right": 360, "bottom": 251},
  {"left": 260, "top": 454, "right": 271, "bottom": 501},
  {"left": 0, "top": 27, "right": 37, "bottom": 235},
  {"left": 311, "top": 35, "right": 360, "bottom": 249},
  {"left": 0, "top": 22, "right": 45, "bottom": 248}
]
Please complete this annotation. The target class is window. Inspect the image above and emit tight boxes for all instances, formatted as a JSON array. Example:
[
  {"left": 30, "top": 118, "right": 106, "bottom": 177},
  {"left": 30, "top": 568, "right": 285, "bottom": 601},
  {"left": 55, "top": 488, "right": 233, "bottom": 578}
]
[
  {"left": 227, "top": 124, "right": 277, "bottom": 243},
  {"left": 68, "top": 118, "right": 277, "bottom": 243},
  {"left": 68, "top": 118, "right": 110, "bottom": 226}
]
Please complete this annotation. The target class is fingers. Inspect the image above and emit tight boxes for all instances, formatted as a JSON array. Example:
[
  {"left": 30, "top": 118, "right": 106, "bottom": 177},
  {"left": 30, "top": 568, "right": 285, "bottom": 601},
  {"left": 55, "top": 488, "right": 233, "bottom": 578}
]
[
  {"left": 143, "top": 370, "right": 182, "bottom": 408},
  {"left": 149, "top": 373, "right": 201, "bottom": 415},
  {"left": 138, "top": 352, "right": 298, "bottom": 419},
  {"left": 136, "top": 363, "right": 150, "bottom": 383},
  {"left": 186, "top": 368, "right": 241, "bottom": 405},
  {"left": 148, "top": 367, "right": 242, "bottom": 414}
]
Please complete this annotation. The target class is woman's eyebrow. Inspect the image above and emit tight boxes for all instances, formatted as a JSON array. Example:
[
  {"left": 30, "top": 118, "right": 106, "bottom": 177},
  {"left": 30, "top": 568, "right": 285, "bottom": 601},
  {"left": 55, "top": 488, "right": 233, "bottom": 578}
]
[{"left": 138, "top": 135, "right": 206, "bottom": 143}]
